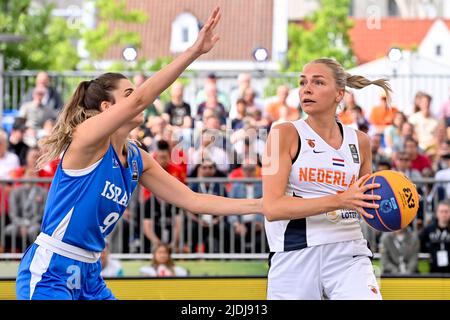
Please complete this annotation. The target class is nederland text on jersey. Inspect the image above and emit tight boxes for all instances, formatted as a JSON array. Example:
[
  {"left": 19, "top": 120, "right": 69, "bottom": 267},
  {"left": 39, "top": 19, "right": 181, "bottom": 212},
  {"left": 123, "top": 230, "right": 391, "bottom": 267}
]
[{"left": 298, "top": 167, "right": 357, "bottom": 187}]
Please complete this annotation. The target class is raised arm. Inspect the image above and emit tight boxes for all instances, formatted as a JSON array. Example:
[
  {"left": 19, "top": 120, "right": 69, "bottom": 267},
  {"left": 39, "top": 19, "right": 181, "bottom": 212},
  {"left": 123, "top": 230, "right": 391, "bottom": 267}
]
[
  {"left": 75, "top": 7, "right": 221, "bottom": 150},
  {"left": 262, "top": 123, "right": 380, "bottom": 222},
  {"left": 138, "top": 148, "right": 261, "bottom": 216}
]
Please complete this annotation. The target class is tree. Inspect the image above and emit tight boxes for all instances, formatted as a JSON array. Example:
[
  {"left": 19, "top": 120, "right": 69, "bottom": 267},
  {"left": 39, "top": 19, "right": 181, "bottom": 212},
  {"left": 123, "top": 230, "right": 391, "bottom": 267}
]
[
  {"left": 264, "top": 0, "right": 355, "bottom": 98},
  {"left": 81, "top": 0, "right": 148, "bottom": 69},
  {"left": 286, "top": 0, "right": 355, "bottom": 71},
  {"left": 0, "top": 0, "right": 79, "bottom": 70}
]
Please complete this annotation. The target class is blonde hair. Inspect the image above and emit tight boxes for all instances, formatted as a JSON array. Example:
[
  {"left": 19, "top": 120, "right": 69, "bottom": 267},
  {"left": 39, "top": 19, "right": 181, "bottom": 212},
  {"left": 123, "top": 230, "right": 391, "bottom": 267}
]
[
  {"left": 37, "top": 73, "right": 127, "bottom": 168},
  {"left": 310, "top": 58, "right": 392, "bottom": 103}
]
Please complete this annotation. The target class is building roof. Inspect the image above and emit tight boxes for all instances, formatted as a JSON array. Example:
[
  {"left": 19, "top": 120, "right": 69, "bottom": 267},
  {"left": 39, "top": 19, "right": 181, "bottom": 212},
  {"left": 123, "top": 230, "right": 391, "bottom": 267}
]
[
  {"left": 105, "top": 0, "right": 274, "bottom": 62},
  {"left": 349, "top": 18, "right": 450, "bottom": 64}
]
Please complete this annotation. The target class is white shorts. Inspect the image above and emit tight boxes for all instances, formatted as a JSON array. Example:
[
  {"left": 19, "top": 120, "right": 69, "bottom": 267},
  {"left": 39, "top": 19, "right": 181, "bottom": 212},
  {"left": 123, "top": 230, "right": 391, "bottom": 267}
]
[{"left": 267, "top": 239, "right": 382, "bottom": 300}]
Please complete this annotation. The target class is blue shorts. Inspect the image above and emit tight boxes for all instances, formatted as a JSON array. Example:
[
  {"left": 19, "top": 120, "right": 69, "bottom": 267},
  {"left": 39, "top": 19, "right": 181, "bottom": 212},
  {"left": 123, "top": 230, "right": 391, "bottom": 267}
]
[{"left": 16, "top": 243, "right": 115, "bottom": 300}]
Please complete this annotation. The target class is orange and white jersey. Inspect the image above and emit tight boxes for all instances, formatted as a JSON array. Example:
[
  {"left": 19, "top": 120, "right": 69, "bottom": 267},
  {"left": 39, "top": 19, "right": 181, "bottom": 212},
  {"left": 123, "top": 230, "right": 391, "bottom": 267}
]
[{"left": 265, "top": 119, "right": 364, "bottom": 252}]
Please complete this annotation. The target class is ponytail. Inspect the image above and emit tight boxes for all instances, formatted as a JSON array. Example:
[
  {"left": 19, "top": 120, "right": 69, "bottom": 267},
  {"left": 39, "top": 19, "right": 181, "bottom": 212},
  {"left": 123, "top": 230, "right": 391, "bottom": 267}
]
[
  {"left": 346, "top": 73, "right": 392, "bottom": 104},
  {"left": 37, "top": 81, "right": 100, "bottom": 169}
]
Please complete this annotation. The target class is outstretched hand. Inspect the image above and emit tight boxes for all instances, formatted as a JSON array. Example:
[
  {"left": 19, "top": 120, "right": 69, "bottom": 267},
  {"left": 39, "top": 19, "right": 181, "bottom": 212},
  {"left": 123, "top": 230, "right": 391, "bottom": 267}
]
[{"left": 190, "top": 6, "right": 221, "bottom": 55}]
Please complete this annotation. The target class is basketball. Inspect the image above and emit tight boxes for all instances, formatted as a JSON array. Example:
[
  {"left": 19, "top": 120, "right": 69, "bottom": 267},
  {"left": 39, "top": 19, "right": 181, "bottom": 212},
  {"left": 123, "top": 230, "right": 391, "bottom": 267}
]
[{"left": 361, "top": 170, "right": 419, "bottom": 232}]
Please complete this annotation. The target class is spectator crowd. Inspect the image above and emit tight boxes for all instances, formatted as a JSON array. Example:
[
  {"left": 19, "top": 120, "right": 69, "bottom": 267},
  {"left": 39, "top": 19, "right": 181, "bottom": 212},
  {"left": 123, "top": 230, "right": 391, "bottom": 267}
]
[{"left": 0, "top": 71, "right": 449, "bottom": 275}]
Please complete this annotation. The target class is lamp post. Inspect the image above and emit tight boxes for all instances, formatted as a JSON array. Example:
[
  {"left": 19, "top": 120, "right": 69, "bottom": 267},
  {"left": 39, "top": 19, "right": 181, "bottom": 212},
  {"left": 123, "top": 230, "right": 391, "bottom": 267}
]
[
  {"left": 0, "top": 34, "right": 26, "bottom": 124},
  {"left": 252, "top": 46, "right": 269, "bottom": 79},
  {"left": 388, "top": 47, "right": 402, "bottom": 78}
]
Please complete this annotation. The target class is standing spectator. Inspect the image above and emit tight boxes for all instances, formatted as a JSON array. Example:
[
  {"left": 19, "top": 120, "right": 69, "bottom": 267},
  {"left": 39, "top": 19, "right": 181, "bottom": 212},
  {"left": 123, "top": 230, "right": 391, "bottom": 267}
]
[
  {"left": 24, "top": 71, "right": 63, "bottom": 110},
  {"left": 408, "top": 92, "right": 439, "bottom": 153},
  {"left": 404, "top": 137, "right": 432, "bottom": 176},
  {"left": 19, "top": 86, "right": 58, "bottom": 131},
  {"left": 369, "top": 91, "right": 398, "bottom": 134},
  {"left": 266, "top": 85, "right": 298, "bottom": 123},
  {"left": 228, "top": 162, "right": 265, "bottom": 253},
  {"left": 384, "top": 112, "right": 407, "bottom": 155},
  {"left": 420, "top": 201, "right": 450, "bottom": 274},
  {"left": 380, "top": 228, "right": 420, "bottom": 274},
  {"left": 143, "top": 140, "right": 184, "bottom": 252},
  {"left": 162, "top": 82, "right": 192, "bottom": 128},
  {"left": 140, "top": 243, "right": 188, "bottom": 277},
  {"left": 100, "top": 242, "right": 123, "bottom": 278},
  {"left": 0, "top": 129, "right": 20, "bottom": 178}
]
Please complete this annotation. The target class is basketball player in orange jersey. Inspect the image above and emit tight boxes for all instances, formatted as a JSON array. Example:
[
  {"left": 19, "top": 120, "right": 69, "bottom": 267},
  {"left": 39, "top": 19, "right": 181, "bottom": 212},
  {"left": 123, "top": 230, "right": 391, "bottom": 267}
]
[{"left": 262, "top": 58, "right": 392, "bottom": 300}]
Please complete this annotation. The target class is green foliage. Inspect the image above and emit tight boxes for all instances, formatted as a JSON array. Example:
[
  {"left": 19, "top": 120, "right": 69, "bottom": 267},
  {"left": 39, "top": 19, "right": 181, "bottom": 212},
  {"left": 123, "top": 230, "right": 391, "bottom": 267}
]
[
  {"left": 286, "top": 0, "right": 356, "bottom": 71},
  {"left": 0, "top": 0, "right": 79, "bottom": 70},
  {"left": 81, "top": 0, "right": 148, "bottom": 63},
  {"left": 264, "top": 0, "right": 356, "bottom": 98}
]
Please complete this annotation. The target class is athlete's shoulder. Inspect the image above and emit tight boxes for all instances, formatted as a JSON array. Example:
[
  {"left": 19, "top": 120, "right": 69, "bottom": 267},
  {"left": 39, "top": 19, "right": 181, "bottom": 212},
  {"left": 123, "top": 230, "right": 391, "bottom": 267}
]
[{"left": 270, "top": 120, "right": 299, "bottom": 139}]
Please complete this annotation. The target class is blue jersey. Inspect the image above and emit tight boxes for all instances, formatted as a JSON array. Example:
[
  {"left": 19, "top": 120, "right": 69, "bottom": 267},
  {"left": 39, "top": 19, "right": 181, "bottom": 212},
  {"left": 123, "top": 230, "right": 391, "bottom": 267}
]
[{"left": 40, "top": 142, "right": 143, "bottom": 252}]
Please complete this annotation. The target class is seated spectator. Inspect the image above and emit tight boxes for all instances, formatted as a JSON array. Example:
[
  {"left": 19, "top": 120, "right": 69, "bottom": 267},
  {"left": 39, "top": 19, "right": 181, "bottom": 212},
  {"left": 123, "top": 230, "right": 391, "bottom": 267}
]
[
  {"left": 420, "top": 200, "right": 450, "bottom": 274},
  {"left": 186, "top": 159, "right": 230, "bottom": 253},
  {"left": 392, "top": 151, "right": 422, "bottom": 181},
  {"left": 380, "top": 228, "right": 420, "bottom": 275},
  {"left": 36, "top": 118, "right": 55, "bottom": 140},
  {"left": 348, "top": 106, "right": 370, "bottom": 133},
  {"left": 408, "top": 92, "right": 438, "bottom": 154},
  {"left": 231, "top": 98, "right": 247, "bottom": 130},
  {"left": 196, "top": 84, "right": 227, "bottom": 125},
  {"left": 195, "top": 73, "right": 230, "bottom": 113},
  {"left": 369, "top": 91, "right": 398, "bottom": 134},
  {"left": 133, "top": 73, "right": 163, "bottom": 117},
  {"left": 384, "top": 112, "right": 407, "bottom": 156},
  {"left": 100, "top": 242, "right": 123, "bottom": 278},
  {"left": 433, "top": 150, "right": 450, "bottom": 202},
  {"left": 371, "top": 133, "right": 391, "bottom": 172},
  {"left": 24, "top": 71, "right": 63, "bottom": 110},
  {"left": 377, "top": 161, "right": 391, "bottom": 171},
  {"left": 10, "top": 147, "right": 54, "bottom": 184},
  {"left": 8, "top": 120, "right": 29, "bottom": 166},
  {"left": 404, "top": 137, "right": 432, "bottom": 176},
  {"left": 228, "top": 162, "right": 265, "bottom": 253},
  {"left": 140, "top": 243, "right": 188, "bottom": 277},
  {"left": 188, "top": 129, "right": 230, "bottom": 175},
  {"left": 231, "top": 120, "right": 265, "bottom": 165},
  {"left": 266, "top": 85, "right": 298, "bottom": 123},
  {"left": 0, "top": 129, "right": 20, "bottom": 179},
  {"left": 162, "top": 82, "right": 192, "bottom": 128},
  {"left": 338, "top": 90, "right": 362, "bottom": 125},
  {"left": 5, "top": 165, "right": 48, "bottom": 250},
  {"left": 19, "top": 85, "right": 58, "bottom": 131}
]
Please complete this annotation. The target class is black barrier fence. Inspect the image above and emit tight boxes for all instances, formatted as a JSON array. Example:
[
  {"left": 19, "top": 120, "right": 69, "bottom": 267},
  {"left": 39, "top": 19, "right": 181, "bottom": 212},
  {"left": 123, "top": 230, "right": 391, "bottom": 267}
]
[{"left": 0, "top": 177, "right": 448, "bottom": 259}]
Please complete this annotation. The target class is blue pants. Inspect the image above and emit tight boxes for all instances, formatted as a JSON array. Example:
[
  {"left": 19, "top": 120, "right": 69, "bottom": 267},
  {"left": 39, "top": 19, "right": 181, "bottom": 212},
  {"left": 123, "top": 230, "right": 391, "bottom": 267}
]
[{"left": 16, "top": 243, "right": 115, "bottom": 300}]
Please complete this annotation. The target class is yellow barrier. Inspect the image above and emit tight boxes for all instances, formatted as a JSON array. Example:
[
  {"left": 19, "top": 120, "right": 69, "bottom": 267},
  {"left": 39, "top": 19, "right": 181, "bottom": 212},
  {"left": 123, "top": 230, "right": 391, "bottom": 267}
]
[{"left": 2, "top": 277, "right": 450, "bottom": 300}]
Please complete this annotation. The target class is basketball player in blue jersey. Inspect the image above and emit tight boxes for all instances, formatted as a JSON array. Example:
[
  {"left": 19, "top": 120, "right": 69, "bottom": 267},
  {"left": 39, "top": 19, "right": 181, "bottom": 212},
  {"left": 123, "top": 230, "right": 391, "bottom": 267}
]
[
  {"left": 16, "top": 7, "right": 259, "bottom": 300},
  {"left": 262, "top": 58, "right": 392, "bottom": 300}
]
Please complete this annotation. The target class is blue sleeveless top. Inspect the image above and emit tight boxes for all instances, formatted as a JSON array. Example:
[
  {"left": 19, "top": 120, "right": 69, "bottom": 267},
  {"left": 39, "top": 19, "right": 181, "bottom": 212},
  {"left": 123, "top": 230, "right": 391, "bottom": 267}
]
[{"left": 40, "top": 142, "right": 143, "bottom": 252}]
